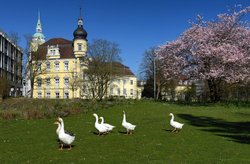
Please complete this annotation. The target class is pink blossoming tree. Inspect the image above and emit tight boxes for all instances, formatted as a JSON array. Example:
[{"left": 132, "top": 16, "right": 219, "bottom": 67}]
[{"left": 157, "top": 6, "right": 250, "bottom": 102}]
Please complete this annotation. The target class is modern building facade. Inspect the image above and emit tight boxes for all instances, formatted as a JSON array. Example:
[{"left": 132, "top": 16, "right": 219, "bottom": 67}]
[{"left": 0, "top": 31, "right": 23, "bottom": 96}]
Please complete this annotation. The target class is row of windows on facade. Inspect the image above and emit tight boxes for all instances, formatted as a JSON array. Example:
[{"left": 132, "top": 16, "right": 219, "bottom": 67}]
[
  {"left": 111, "top": 79, "right": 134, "bottom": 85},
  {"left": 0, "top": 54, "right": 22, "bottom": 75},
  {"left": 0, "top": 36, "right": 22, "bottom": 61},
  {"left": 38, "top": 61, "right": 69, "bottom": 72},
  {"left": 36, "top": 88, "right": 134, "bottom": 99},
  {"left": 37, "top": 76, "right": 134, "bottom": 88},
  {"left": 37, "top": 92, "right": 69, "bottom": 99},
  {"left": 110, "top": 88, "right": 134, "bottom": 96},
  {"left": 37, "top": 77, "right": 69, "bottom": 87},
  {"left": 0, "top": 69, "right": 22, "bottom": 83},
  {"left": 48, "top": 43, "right": 83, "bottom": 56}
]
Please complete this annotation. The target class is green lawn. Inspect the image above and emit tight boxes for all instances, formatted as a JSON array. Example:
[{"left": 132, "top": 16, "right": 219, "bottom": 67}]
[{"left": 0, "top": 101, "right": 250, "bottom": 163}]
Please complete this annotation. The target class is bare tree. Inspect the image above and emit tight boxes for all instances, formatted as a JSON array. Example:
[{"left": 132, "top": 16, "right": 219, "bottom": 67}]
[
  {"left": 139, "top": 47, "right": 167, "bottom": 99},
  {"left": 23, "top": 34, "right": 45, "bottom": 98},
  {"left": 68, "top": 70, "right": 82, "bottom": 98},
  {"left": 9, "top": 31, "right": 20, "bottom": 45},
  {"left": 8, "top": 31, "right": 22, "bottom": 97},
  {"left": 0, "top": 74, "right": 11, "bottom": 101},
  {"left": 84, "top": 39, "right": 122, "bottom": 100}
]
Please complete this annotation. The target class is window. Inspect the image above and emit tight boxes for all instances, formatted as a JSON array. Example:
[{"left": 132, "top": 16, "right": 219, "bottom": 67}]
[
  {"left": 110, "top": 88, "right": 113, "bottom": 95},
  {"left": 55, "top": 92, "right": 60, "bottom": 99},
  {"left": 46, "top": 78, "right": 50, "bottom": 87},
  {"left": 55, "top": 62, "right": 59, "bottom": 71},
  {"left": 130, "top": 89, "right": 133, "bottom": 96},
  {"left": 130, "top": 80, "right": 133, "bottom": 85},
  {"left": 46, "top": 62, "right": 50, "bottom": 71},
  {"left": 37, "top": 78, "right": 42, "bottom": 88},
  {"left": 123, "top": 88, "right": 127, "bottom": 96},
  {"left": 123, "top": 79, "right": 126, "bottom": 85},
  {"left": 37, "top": 92, "right": 42, "bottom": 98},
  {"left": 64, "top": 77, "right": 69, "bottom": 86},
  {"left": 38, "top": 63, "right": 42, "bottom": 72},
  {"left": 117, "top": 88, "right": 120, "bottom": 95},
  {"left": 117, "top": 79, "right": 120, "bottom": 84},
  {"left": 64, "top": 62, "right": 69, "bottom": 71},
  {"left": 64, "top": 92, "right": 69, "bottom": 99},
  {"left": 78, "top": 44, "right": 82, "bottom": 51},
  {"left": 55, "top": 78, "right": 59, "bottom": 88},
  {"left": 50, "top": 49, "right": 55, "bottom": 55},
  {"left": 46, "top": 92, "right": 50, "bottom": 98}
]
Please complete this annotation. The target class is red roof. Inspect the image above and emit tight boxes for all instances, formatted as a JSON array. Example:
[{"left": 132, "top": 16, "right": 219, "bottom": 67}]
[{"left": 34, "top": 38, "right": 74, "bottom": 60}]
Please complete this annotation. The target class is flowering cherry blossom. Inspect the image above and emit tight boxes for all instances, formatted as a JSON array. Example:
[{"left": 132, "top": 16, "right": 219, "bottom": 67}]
[{"left": 157, "top": 7, "right": 250, "bottom": 101}]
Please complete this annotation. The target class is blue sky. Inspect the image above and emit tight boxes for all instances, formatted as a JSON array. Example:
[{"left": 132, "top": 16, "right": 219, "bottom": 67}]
[{"left": 1, "top": 0, "right": 250, "bottom": 76}]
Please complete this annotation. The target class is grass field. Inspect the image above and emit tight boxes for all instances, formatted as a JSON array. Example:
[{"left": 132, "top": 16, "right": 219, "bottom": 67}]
[{"left": 0, "top": 100, "right": 250, "bottom": 163}]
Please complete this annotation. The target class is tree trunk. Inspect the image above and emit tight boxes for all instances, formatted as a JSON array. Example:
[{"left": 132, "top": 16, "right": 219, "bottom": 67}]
[
  {"left": 207, "top": 78, "right": 221, "bottom": 102},
  {"left": 30, "top": 80, "right": 34, "bottom": 98}
]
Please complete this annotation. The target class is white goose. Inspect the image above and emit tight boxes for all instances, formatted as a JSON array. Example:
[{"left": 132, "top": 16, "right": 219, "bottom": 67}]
[
  {"left": 100, "top": 116, "right": 115, "bottom": 132},
  {"left": 93, "top": 113, "right": 109, "bottom": 135},
  {"left": 57, "top": 117, "right": 75, "bottom": 150},
  {"left": 54, "top": 121, "right": 61, "bottom": 136},
  {"left": 122, "top": 111, "right": 136, "bottom": 135},
  {"left": 169, "top": 113, "right": 184, "bottom": 132}
]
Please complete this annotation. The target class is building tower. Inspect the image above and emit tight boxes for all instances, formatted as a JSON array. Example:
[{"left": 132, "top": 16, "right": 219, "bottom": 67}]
[
  {"left": 30, "top": 11, "right": 45, "bottom": 52},
  {"left": 73, "top": 8, "right": 88, "bottom": 58}
]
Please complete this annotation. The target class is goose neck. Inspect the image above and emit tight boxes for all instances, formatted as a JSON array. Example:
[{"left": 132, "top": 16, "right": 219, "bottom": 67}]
[
  {"left": 123, "top": 113, "right": 126, "bottom": 122},
  {"left": 100, "top": 118, "right": 104, "bottom": 124},
  {"left": 60, "top": 120, "right": 65, "bottom": 133},
  {"left": 94, "top": 115, "right": 99, "bottom": 124},
  {"left": 171, "top": 115, "right": 174, "bottom": 122}
]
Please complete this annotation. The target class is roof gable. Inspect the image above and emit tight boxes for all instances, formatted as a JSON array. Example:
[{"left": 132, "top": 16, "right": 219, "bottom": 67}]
[{"left": 33, "top": 38, "right": 75, "bottom": 60}]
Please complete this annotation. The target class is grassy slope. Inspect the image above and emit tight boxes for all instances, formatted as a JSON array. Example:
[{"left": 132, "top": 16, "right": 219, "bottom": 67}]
[{"left": 0, "top": 101, "right": 250, "bottom": 163}]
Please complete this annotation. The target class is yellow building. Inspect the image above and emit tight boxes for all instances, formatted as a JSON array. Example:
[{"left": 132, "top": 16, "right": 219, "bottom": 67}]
[
  {"left": 31, "top": 12, "right": 142, "bottom": 99},
  {"left": 108, "top": 62, "right": 140, "bottom": 99},
  {"left": 33, "top": 12, "right": 87, "bottom": 99}
]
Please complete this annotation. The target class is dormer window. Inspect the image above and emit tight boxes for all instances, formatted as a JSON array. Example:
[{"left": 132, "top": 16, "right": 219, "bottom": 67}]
[
  {"left": 47, "top": 45, "right": 60, "bottom": 58},
  {"left": 50, "top": 49, "right": 56, "bottom": 55}
]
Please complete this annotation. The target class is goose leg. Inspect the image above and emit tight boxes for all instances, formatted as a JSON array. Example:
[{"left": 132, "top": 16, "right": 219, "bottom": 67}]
[
  {"left": 59, "top": 143, "right": 63, "bottom": 150},
  {"left": 68, "top": 145, "right": 72, "bottom": 150},
  {"left": 126, "top": 129, "right": 129, "bottom": 135},
  {"left": 171, "top": 128, "right": 176, "bottom": 132}
]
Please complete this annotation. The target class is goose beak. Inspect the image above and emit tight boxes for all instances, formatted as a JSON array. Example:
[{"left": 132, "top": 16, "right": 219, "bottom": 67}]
[{"left": 53, "top": 121, "right": 58, "bottom": 124}]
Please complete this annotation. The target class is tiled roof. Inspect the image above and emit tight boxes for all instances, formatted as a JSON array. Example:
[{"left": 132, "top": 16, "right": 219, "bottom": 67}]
[
  {"left": 111, "top": 62, "right": 135, "bottom": 76},
  {"left": 34, "top": 38, "right": 74, "bottom": 60}
]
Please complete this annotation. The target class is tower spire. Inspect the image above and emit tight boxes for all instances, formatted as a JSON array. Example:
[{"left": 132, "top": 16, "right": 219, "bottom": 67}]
[
  {"left": 36, "top": 10, "right": 42, "bottom": 33},
  {"left": 80, "top": 7, "right": 82, "bottom": 18},
  {"left": 78, "top": 8, "right": 83, "bottom": 27},
  {"left": 31, "top": 10, "right": 45, "bottom": 50}
]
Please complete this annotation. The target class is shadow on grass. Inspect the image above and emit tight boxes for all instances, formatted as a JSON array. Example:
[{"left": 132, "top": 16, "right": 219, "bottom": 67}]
[
  {"left": 91, "top": 131, "right": 110, "bottom": 136},
  {"left": 177, "top": 114, "right": 250, "bottom": 144},
  {"left": 118, "top": 131, "right": 127, "bottom": 134},
  {"left": 162, "top": 129, "right": 172, "bottom": 132}
]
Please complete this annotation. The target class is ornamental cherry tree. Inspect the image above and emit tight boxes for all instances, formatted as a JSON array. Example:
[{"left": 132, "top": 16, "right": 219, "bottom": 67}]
[{"left": 157, "top": 7, "right": 250, "bottom": 102}]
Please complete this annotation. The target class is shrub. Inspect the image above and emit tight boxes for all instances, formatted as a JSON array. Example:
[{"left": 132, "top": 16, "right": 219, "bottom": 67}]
[{"left": 0, "top": 110, "right": 21, "bottom": 120}]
